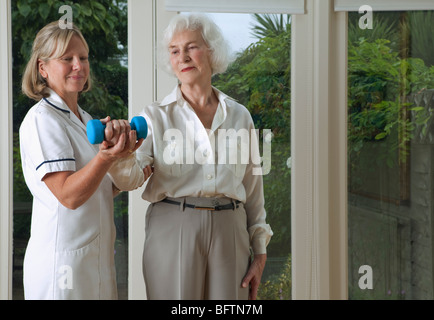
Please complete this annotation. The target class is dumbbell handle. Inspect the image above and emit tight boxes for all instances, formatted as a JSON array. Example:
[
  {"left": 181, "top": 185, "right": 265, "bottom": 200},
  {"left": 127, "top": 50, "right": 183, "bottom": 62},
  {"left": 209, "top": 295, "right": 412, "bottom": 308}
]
[{"left": 87, "top": 116, "right": 148, "bottom": 144}]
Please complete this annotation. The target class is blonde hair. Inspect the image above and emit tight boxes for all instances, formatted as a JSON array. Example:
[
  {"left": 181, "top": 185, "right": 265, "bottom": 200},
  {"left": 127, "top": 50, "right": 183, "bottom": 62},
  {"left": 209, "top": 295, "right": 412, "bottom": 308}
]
[
  {"left": 159, "top": 13, "right": 233, "bottom": 76},
  {"left": 22, "top": 21, "right": 92, "bottom": 101}
]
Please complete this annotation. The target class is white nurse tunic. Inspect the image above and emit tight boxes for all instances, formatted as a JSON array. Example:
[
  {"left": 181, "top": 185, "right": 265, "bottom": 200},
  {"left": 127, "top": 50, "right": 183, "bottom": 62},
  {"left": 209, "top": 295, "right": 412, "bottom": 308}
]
[{"left": 20, "top": 89, "right": 117, "bottom": 300}]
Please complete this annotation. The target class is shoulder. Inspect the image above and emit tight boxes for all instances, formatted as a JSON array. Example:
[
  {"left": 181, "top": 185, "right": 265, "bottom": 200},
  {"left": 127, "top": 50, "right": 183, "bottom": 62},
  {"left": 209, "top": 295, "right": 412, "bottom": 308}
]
[
  {"left": 223, "top": 94, "right": 254, "bottom": 126},
  {"left": 20, "top": 99, "right": 68, "bottom": 134},
  {"left": 213, "top": 86, "right": 251, "bottom": 118},
  {"left": 139, "top": 101, "right": 172, "bottom": 119},
  {"left": 27, "top": 98, "right": 69, "bottom": 119},
  {"left": 226, "top": 98, "right": 249, "bottom": 114},
  {"left": 138, "top": 87, "right": 179, "bottom": 119}
]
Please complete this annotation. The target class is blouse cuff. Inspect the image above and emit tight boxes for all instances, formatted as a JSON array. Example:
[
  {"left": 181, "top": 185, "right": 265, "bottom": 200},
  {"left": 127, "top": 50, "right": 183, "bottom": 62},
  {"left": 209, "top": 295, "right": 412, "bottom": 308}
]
[
  {"left": 249, "top": 224, "right": 273, "bottom": 255},
  {"left": 107, "top": 153, "right": 144, "bottom": 191}
]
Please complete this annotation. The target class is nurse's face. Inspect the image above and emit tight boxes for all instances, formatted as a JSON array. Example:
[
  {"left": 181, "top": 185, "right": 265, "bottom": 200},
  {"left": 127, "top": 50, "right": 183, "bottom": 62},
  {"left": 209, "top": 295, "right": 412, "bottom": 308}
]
[
  {"left": 38, "top": 35, "right": 90, "bottom": 100},
  {"left": 169, "top": 29, "right": 213, "bottom": 86}
]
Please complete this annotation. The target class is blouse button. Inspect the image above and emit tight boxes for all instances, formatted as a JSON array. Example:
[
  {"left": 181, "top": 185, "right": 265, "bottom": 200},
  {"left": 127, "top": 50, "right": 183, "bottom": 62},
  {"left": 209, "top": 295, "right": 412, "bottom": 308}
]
[{"left": 206, "top": 174, "right": 214, "bottom": 180}]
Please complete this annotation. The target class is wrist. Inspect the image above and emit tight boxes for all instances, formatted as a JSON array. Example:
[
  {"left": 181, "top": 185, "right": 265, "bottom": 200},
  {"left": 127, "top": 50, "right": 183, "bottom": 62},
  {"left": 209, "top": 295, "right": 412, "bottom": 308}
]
[
  {"left": 253, "top": 254, "right": 267, "bottom": 265},
  {"left": 96, "top": 150, "right": 118, "bottom": 167}
]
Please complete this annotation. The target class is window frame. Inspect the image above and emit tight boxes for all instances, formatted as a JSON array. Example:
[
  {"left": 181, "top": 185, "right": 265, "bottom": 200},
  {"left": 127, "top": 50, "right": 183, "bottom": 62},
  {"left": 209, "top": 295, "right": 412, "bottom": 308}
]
[
  {"left": 291, "top": 0, "right": 348, "bottom": 299},
  {"left": 164, "top": 0, "right": 305, "bottom": 14},
  {"left": 334, "top": 0, "right": 434, "bottom": 12},
  {"left": 0, "top": 0, "right": 13, "bottom": 301}
]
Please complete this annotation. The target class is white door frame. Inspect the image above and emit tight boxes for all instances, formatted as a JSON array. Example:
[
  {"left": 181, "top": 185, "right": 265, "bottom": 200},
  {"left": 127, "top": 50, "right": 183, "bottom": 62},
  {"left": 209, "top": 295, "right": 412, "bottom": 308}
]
[
  {"left": 291, "top": 0, "right": 348, "bottom": 299},
  {"left": 0, "top": 0, "right": 13, "bottom": 301}
]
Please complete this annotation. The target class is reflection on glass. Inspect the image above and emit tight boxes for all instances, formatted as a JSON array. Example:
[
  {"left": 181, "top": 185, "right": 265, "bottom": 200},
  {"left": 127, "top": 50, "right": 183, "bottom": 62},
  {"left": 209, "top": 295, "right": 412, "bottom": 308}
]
[
  {"left": 211, "top": 12, "right": 292, "bottom": 300},
  {"left": 348, "top": 11, "right": 434, "bottom": 299}
]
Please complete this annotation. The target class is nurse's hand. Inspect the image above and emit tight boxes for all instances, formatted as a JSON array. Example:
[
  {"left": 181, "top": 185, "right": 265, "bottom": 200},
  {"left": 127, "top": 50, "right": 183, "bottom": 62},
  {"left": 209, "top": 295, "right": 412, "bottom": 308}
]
[
  {"left": 99, "top": 117, "right": 144, "bottom": 160},
  {"left": 101, "top": 116, "right": 131, "bottom": 147}
]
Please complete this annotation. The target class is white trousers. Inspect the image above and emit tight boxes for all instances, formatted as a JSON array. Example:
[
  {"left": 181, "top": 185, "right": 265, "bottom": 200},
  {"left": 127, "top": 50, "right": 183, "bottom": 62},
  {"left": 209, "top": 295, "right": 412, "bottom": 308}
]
[{"left": 142, "top": 197, "right": 251, "bottom": 300}]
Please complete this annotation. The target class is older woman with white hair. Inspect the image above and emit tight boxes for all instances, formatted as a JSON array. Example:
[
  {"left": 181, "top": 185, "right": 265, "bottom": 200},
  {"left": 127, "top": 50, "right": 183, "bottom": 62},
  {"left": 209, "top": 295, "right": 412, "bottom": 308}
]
[{"left": 136, "top": 13, "right": 273, "bottom": 300}]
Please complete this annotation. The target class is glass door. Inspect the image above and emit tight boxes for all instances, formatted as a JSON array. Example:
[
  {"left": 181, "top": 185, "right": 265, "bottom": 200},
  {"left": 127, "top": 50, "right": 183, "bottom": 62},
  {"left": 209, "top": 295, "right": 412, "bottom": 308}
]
[
  {"left": 198, "top": 12, "right": 292, "bottom": 300},
  {"left": 348, "top": 10, "right": 434, "bottom": 299}
]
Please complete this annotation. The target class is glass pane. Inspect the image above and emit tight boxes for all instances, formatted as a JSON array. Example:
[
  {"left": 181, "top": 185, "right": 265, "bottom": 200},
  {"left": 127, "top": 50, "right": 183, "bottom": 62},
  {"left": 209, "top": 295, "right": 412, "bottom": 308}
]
[
  {"left": 12, "top": 0, "right": 129, "bottom": 299},
  {"left": 210, "top": 13, "right": 292, "bottom": 300},
  {"left": 348, "top": 10, "right": 434, "bottom": 299}
]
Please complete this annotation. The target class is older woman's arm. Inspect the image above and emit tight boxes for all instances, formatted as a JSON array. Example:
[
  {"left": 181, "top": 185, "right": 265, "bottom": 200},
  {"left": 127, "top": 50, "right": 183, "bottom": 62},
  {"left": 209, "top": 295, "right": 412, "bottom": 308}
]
[
  {"left": 109, "top": 109, "right": 156, "bottom": 194},
  {"left": 104, "top": 117, "right": 153, "bottom": 193},
  {"left": 240, "top": 122, "right": 273, "bottom": 300},
  {"left": 108, "top": 152, "right": 154, "bottom": 192},
  {"left": 241, "top": 165, "right": 272, "bottom": 299}
]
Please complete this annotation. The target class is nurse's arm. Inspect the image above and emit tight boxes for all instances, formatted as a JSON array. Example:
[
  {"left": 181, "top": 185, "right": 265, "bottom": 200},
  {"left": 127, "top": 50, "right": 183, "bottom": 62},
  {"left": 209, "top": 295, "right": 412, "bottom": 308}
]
[{"left": 42, "top": 131, "right": 131, "bottom": 210}]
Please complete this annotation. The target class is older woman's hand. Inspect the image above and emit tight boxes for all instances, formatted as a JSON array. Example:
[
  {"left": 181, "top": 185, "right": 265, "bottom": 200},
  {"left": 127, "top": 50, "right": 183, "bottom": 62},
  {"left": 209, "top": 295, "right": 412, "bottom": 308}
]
[
  {"left": 98, "top": 116, "right": 144, "bottom": 161},
  {"left": 241, "top": 254, "right": 267, "bottom": 300},
  {"left": 101, "top": 116, "right": 130, "bottom": 147}
]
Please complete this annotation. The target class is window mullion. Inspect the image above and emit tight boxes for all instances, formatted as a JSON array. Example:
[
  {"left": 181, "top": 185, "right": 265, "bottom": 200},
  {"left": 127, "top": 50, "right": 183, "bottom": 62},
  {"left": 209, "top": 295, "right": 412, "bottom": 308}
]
[{"left": 291, "top": 0, "right": 348, "bottom": 299}]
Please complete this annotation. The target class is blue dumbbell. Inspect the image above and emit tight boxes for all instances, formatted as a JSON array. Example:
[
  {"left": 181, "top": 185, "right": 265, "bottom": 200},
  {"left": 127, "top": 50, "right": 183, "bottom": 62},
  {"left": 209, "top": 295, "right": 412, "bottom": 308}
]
[{"left": 87, "top": 116, "right": 148, "bottom": 144}]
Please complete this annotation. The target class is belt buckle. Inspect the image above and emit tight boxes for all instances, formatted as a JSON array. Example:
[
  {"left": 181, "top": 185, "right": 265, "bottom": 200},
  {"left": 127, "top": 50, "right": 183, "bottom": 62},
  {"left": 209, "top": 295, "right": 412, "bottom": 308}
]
[
  {"left": 194, "top": 199, "right": 220, "bottom": 211},
  {"left": 194, "top": 206, "right": 216, "bottom": 211}
]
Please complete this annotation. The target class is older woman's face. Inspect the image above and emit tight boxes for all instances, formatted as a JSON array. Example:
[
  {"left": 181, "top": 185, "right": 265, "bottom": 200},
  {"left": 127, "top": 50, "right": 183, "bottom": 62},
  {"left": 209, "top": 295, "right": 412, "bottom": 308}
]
[
  {"left": 38, "top": 35, "right": 89, "bottom": 99},
  {"left": 169, "top": 29, "right": 212, "bottom": 85}
]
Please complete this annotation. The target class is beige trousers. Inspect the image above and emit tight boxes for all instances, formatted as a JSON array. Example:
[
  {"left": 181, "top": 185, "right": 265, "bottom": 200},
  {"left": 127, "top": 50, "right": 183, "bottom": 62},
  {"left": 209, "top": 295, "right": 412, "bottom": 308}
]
[{"left": 142, "top": 197, "right": 251, "bottom": 300}]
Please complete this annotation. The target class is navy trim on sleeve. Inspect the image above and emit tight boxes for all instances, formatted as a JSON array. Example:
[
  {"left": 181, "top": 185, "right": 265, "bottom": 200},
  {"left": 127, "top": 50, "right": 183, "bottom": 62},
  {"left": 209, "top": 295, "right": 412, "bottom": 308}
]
[{"left": 36, "top": 158, "right": 76, "bottom": 171}]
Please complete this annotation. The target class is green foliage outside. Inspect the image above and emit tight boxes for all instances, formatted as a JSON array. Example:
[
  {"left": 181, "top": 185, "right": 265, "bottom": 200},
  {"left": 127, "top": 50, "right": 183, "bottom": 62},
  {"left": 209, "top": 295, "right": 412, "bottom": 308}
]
[
  {"left": 348, "top": 38, "right": 434, "bottom": 162},
  {"left": 348, "top": 12, "right": 434, "bottom": 198},
  {"left": 257, "top": 255, "right": 292, "bottom": 300}
]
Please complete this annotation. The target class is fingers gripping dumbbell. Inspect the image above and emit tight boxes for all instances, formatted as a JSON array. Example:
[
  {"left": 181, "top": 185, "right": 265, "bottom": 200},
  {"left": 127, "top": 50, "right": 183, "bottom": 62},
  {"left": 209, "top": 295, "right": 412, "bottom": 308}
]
[{"left": 86, "top": 116, "right": 148, "bottom": 144}]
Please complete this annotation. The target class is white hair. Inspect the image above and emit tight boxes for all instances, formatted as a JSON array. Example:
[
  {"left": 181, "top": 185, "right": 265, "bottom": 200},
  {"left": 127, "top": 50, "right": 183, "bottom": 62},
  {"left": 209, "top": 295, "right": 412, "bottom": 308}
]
[{"left": 159, "top": 13, "right": 233, "bottom": 76}]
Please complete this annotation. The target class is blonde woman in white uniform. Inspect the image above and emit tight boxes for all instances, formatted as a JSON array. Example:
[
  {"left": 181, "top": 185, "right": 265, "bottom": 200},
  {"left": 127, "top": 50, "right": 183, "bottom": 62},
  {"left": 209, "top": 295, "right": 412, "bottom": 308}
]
[
  {"left": 19, "top": 22, "right": 152, "bottom": 300},
  {"left": 136, "top": 14, "right": 273, "bottom": 300}
]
